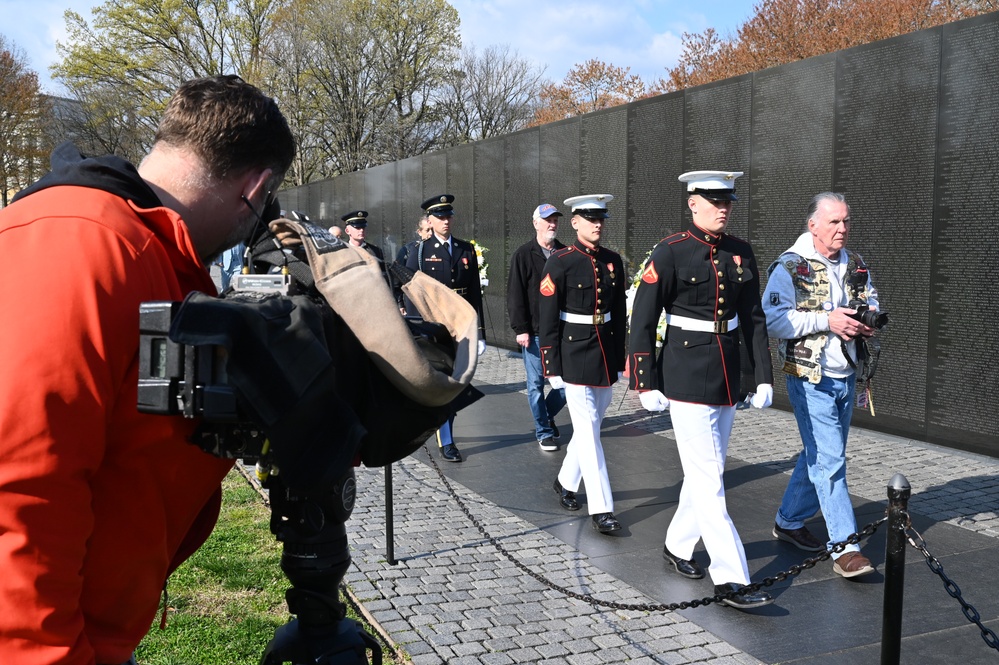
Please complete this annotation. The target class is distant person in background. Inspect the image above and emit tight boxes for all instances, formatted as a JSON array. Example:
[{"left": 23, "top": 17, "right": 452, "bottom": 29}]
[
  {"left": 396, "top": 216, "right": 433, "bottom": 312},
  {"left": 405, "top": 194, "right": 486, "bottom": 462},
  {"left": 507, "top": 203, "right": 567, "bottom": 452},
  {"left": 219, "top": 241, "right": 245, "bottom": 291},
  {"left": 342, "top": 210, "right": 384, "bottom": 261},
  {"left": 764, "top": 191, "right": 880, "bottom": 579},
  {"left": 328, "top": 224, "right": 343, "bottom": 239},
  {"left": 342, "top": 209, "right": 390, "bottom": 285},
  {"left": 396, "top": 216, "right": 432, "bottom": 265}
]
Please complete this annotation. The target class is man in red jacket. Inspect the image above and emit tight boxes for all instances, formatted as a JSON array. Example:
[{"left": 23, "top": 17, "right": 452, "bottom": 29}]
[{"left": 0, "top": 75, "right": 295, "bottom": 665}]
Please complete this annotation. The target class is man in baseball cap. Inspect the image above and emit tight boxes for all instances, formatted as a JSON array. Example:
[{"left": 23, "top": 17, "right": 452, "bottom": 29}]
[{"left": 508, "top": 203, "right": 567, "bottom": 452}]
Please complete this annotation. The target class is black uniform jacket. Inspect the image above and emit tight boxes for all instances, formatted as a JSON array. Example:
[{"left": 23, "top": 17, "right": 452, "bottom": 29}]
[
  {"left": 405, "top": 234, "right": 486, "bottom": 340},
  {"left": 628, "top": 224, "right": 773, "bottom": 405},
  {"left": 539, "top": 241, "right": 627, "bottom": 387},
  {"left": 396, "top": 239, "right": 418, "bottom": 265},
  {"left": 362, "top": 241, "right": 384, "bottom": 263},
  {"left": 507, "top": 238, "right": 566, "bottom": 336},
  {"left": 394, "top": 240, "right": 418, "bottom": 307}
]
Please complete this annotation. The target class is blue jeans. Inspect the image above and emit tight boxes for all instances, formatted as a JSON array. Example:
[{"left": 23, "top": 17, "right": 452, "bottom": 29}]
[
  {"left": 776, "top": 374, "right": 860, "bottom": 555},
  {"left": 523, "top": 336, "right": 566, "bottom": 440},
  {"left": 435, "top": 412, "right": 456, "bottom": 447}
]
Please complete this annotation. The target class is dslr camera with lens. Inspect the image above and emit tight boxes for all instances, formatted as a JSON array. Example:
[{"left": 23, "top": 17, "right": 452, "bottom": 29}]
[{"left": 847, "top": 301, "right": 889, "bottom": 330}]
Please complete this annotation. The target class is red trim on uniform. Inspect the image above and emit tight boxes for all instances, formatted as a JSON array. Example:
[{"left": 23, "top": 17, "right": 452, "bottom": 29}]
[
  {"left": 590, "top": 259, "right": 613, "bottom": 385},
  {"left": 629, "top": 352, "right": 651, "bottom": 388},
  {"left": 540, "top": 346, "right": 554, "bottom": 375},
  {"left": 716, "top": 334, "right": 734, "bottom": 405},
  {"left": 712, "top": 253, "right": 733, "bottom": 404}
]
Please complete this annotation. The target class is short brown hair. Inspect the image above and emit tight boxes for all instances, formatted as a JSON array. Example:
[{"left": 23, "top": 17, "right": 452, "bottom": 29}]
[{"left": 154, "top": 75, "right": 295, "bottom": 185}]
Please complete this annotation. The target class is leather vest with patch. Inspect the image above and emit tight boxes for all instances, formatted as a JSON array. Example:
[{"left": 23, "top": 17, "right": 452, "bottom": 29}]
[{"left": 771, "top": 250, "right": 871, "bottom": 383}]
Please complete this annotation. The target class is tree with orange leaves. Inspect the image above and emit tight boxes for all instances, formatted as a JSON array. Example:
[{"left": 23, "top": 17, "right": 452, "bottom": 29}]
[
  {"left": 530, "top": 59, "right": 648, "bottom": 126},
  {"left": 661, "top": 0, "right": 982, "bottom": 92}
]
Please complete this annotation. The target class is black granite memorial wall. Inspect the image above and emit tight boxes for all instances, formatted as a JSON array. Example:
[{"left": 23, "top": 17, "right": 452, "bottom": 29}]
[{"left": 278, "top": 13, "right": 998, "bottom": 456}]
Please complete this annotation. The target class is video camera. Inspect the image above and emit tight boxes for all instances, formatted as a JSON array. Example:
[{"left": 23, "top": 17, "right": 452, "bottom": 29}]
[{"left": 136, "top": 212, "right": 481, "bottom": 665}]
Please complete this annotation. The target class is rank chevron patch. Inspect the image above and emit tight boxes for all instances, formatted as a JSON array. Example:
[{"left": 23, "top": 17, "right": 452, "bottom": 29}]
[
  {"left": 539, "top": 274, "right": 555, "bottom": 296},
  {"left": 641, "top": 262, "right": 659, "bottom": 284}
]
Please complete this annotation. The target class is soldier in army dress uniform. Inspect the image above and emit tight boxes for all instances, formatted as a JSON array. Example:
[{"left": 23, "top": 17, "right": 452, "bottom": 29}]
[
  {"left": 341, "top": 209, "right": 391, "bottom": 288},
  {"left": 341, "top": 210, "right": 385, "bottom": 261},
  {"left": 539, "top": 194, "right": 627, "bottom": 534},
  {"left": 628, "top": 171, "right": 775, "bottom": 609},
  {"left": 405, "top": 194, "right": 487, "bottom": 462}
]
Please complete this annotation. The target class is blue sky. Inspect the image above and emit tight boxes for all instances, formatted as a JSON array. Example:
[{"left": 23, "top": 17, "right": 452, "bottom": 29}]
[{"left": 2, "top": 0, "right": 758, "bottom": 94}]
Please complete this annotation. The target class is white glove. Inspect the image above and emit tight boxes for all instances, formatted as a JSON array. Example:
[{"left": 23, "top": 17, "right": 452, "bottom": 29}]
[
  {"left": 750, "top": 384, "right": 773, "bottom": 409},
  {"left": 477, "top": 340, "right": 487, "bottom": 356},
  {"left": 548, "top": 376, "right": 564, "bottom": 390},
  {"left": 639, "top": 390, "right": 669, "bottom": 412}
]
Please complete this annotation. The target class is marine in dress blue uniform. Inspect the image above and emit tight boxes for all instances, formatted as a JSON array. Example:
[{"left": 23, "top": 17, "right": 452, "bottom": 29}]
[
  {"left": 405, "top": 194, "right": 486, "bottom": 462},
  {"left": 628, "top": 171, "right": 775, "bottom": 609},
  {"left": 539, "top": 194, "right": 626, "bottom": 534}
]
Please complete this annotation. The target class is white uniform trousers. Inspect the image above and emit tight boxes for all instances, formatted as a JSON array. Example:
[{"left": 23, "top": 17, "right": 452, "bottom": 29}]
[
  {"left": 557, "top": 383, "right": 614, "bottom": 515},
  {"left": 665, "top": 400, "right": 750, "bottom": 585}
]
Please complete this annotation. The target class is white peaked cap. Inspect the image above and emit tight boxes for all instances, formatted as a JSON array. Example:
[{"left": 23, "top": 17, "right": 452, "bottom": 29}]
[
  {"left": 564, "top": 194, "right": 614, "bottom": 217},
  {"left": 678, "top": 171, "right": 743, "bottom": 201}
]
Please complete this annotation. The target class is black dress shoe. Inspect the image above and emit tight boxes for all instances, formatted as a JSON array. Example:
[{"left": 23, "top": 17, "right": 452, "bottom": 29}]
[
  {"left": 662, "top": 546, "right": 704, "bottom": 579},
  {"left": 440, "top": 444, "right": 462, "bottom": 462},
  {"left": 591, "top": 512, "right": 622, "bottom": 533},
  {"left": 553, "top": 480, "right": 580, "bottom": 511},
  {"left": 713, "top": 583, "right": 773, "bottom": 610}
]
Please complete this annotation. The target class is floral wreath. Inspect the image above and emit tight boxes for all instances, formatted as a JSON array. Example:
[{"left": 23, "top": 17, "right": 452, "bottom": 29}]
[
  {"left": 470, "top": 239, "right": 489, "bottom": 287},
  {"left": 625, "top": 245, "right": 667, "bottom": 347}
]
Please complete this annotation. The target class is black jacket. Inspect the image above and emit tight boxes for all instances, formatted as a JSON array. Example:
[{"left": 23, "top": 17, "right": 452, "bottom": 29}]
[
  {"left": 628, "top": 224, "right": 773, "bottom": 405},
  {"left": 396, "top": 240, "right": 418, "bottom": 265},
  {"left": 507, "top": 237, "right": 565, "bottom": 336},
  {"left": 405, "top": 235, "right": 486, "bottom": 341},
  {"left": 539, "top": 241, "right": 626, "bottom": 386},
  {"left": 361, "top": 242, "right": 384, "bottom": 263}
]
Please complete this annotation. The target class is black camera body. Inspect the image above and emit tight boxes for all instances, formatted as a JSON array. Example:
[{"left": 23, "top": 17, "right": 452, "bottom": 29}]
[
  {"left": 847, "top": 300, "right": 889, "bottom": 330},
  {"left": 138, "top": 298, "right": 270, "bottom": 461}
]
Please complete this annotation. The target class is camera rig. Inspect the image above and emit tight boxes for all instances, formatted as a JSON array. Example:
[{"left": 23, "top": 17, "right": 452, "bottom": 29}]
[{"left": 138, "top": 214, "right": 483, "bottom": 664}]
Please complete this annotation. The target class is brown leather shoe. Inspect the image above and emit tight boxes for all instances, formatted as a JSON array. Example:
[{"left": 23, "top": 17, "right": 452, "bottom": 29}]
[{"left": 833, "top": 551, "right": 875, "bottom": 578}]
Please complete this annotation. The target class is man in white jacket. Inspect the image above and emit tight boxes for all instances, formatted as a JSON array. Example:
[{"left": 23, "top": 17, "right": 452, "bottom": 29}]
[{"left": 763, "top": 192, "right": 880, "bottom": 578}]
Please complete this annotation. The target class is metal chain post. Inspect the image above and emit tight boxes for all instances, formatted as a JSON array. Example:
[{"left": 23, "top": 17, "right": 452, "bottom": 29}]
[
  {"left": 905, "top": 522, "right": 999, "bottom": 653},
  {"left": 881, "top": 472, "right": 911, "bottom": 665}
]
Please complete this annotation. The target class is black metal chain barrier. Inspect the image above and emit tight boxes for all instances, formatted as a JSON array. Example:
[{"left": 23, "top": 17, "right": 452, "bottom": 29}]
[
  {"left": 421, "top": 445, "right": 886, "bottom": 611},
  {"left": 902, "top": 514, "right": 999, "bottom": 652}
]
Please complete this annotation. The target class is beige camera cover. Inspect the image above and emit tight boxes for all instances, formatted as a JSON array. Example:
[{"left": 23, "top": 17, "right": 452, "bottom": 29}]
[{"left": 268, "top": 218, "right": 479, "bottom": 406}]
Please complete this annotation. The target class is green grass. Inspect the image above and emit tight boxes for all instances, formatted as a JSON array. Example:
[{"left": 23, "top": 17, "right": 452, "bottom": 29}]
[{"left": 136, "top": 469, "right": 398, "bottom": 665}]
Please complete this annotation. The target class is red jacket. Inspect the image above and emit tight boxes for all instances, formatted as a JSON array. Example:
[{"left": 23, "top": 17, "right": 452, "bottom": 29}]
[{"left": 0, "top": 150, "right": 234, "bottom": 665}]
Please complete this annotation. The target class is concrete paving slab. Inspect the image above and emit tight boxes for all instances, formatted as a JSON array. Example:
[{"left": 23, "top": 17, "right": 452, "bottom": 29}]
[{"left": 336, "top": 350, "right": 999, "bottom": 664}]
